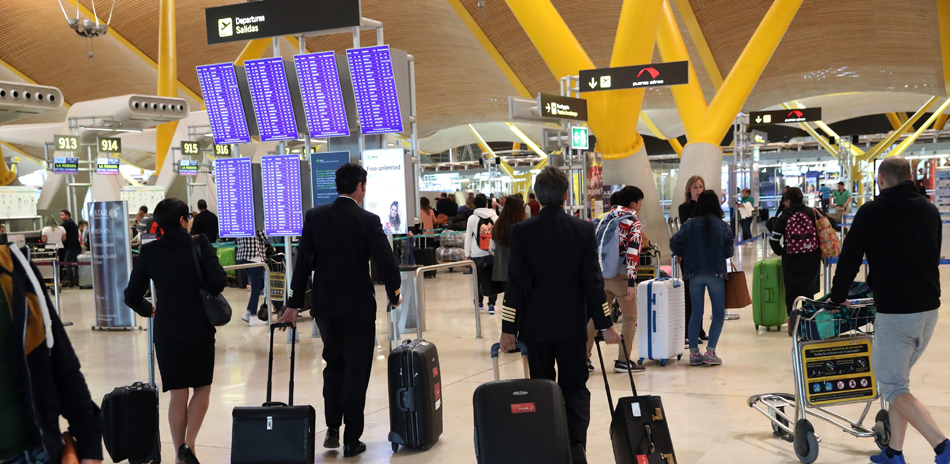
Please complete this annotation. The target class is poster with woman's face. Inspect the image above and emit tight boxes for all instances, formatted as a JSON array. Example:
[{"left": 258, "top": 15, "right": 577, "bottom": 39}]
[{"left": 362, "top": 148, "right": 408, "bottom": 234}]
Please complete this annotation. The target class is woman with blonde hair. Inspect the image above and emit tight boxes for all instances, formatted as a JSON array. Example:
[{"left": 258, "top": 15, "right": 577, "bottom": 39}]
[{"left": 677, "top": 175, "right": 709, "bottom": 345}]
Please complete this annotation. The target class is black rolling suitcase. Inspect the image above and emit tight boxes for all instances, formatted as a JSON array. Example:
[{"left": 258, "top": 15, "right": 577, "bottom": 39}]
[
  {"left": 594, "top": 335, "right": 678, "bottom": 464},
  {"left": 231, "top": 323, "right": 316, "bottom": 464},
  {"left": 473, "top": 343, "right": 572, "bottom": 464},
  {"left": 102, "top": 310, "right": 161, "bottom": 463},
  {"left": 388, "top": 338, "right": 443, "bottom": 452},
  {"left": 414, "top": 246, "right": 438, "bottom": 278}
]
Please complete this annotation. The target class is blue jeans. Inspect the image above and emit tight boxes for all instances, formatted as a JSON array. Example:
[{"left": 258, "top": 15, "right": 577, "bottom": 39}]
[
  {"left": 237, "top": 259, "right": 265, "bottom": 313},
  {"left": 688, "top": 275, "right": 726, "bottom": 351},
  {"left": 0, "top": 446, "right": 50, "bottom": 464}
]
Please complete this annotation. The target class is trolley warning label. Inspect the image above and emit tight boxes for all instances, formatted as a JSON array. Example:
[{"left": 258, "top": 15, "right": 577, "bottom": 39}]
[{"left": 801, "top": 337, "right": 877, "bottom": 407}]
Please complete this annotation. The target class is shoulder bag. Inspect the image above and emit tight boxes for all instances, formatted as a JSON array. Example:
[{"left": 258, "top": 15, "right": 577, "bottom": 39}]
[
  {"left": 724, "top": 261, "right": 752, "bottom": 309},
  {"left": 190, "top": 236, "right": 232, "bottom": 326},
  {"left": 812, "top": 208, "right": 841, "bottom": 258}
]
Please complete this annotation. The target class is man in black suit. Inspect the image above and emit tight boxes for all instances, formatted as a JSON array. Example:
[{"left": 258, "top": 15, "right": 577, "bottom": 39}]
[
  {"left": 189, "top": 199, "right": 219, "bottom": 243},
  {"left": 435, "top": 192, "right": 458, "bottom": 218},
  {"left": 280, "top": 163, "right": 401, "bottom": 458},
  {"left": 499, "top": 167, "right": 621, "bottom": 464}
]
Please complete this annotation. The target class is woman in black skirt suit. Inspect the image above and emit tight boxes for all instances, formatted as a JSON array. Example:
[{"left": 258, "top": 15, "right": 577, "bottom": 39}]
[{"left": 125, "top": 198, "right": 227, "bottom": 464}]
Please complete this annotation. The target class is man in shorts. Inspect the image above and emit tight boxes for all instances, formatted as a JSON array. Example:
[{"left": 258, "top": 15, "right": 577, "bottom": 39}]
[{"left": 830, "top": 156, "right": 949, "bottom": 464}]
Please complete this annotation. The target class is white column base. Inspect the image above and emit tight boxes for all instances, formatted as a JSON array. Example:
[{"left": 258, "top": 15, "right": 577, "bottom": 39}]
[{"left": 602, "top": 146, "right": 672, "bottom": 261}]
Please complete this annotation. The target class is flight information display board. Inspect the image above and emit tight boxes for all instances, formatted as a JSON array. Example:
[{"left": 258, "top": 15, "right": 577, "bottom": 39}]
[
  {"left": 197, "top": 63, "right": 252, "bottom": 144},
  {"left": 293, "top": 52, "right": 350, "bottom": 138},
  {"left": 261, "top": 154, "right": 303, "bottom": 236},
  {"left": 179, "top": 160, "right": 199, "bottom": 175},
  {"left": 310, "top": 151, "right": 350, "bottom": 207},
  {"left": 346, "top": 46, "right": 404, "bottom": 134},
  {"left": 53, "top": 157, "right": 79, "bottom": 174},
  {"left": 215, "top": 157, "right": 255, "bottom": 237},
  {"left": 96, "top": 158, "right": 120, "bottom": 175},
  {"left": 244, "top": 57, "right": 299, "bottom": 141}
]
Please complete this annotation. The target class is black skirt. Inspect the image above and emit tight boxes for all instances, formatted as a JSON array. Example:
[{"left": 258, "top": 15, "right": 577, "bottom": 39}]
[{"left": 155, "top": 337, "right": 215, "bottom": 392}]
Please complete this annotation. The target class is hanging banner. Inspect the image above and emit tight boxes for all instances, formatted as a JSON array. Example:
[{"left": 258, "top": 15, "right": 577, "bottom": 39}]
[{"left": 88, "top": 201, "right": 135, "bottom": 329}]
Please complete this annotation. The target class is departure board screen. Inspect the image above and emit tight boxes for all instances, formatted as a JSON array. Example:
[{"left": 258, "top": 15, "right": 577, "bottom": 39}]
[
  {"left": 310, "top": 151, "right": 350, "bottom": 207},
  {"left": 261, "top": 154, "right": 303, "bottom": 236},
  {"left": 96, "top": 158, "right": 120, "bottom": 175},
  {"left": 293, "top": 52, "right": 350, "bottom": 138},
  {"left": 53, "top": 157, "right": 79, "bottom": 175},
  {"left": 179, "top": 160, "right": 199, "bottom": 176},
  {"left": 244, "top": 57, "right": 299, "bottom": 142},
  {"left": 345, "top": 46, "right": 404, "bottom": 134},
  {"left": 214, "top": 157, "right": 255, "bottom": 237},
  {"left": 197, "top": 63, "right": 252, "bottom": 144}
]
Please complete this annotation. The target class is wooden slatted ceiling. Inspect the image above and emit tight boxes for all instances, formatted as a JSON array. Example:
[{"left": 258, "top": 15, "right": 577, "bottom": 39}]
[
  {"left": 305, "top": 0, "right": 520, "bottom": 138},
  {"left": 690, "top": 0, "right": 944, "bottom": 111}
]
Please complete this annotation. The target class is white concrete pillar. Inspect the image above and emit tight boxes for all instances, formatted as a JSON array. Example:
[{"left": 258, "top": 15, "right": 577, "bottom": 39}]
[
  {"left": 602, "top": 146, "right": 671, "bottom": 260},
  {"left": 671, "top": 142, "right": 724, "bottom": 209}
]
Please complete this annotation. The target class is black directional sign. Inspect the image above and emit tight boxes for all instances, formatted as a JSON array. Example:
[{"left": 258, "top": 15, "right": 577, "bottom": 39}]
[
  {"left": 579, "top": 60, "right": 689, "bottom": 93},
  {"left": 750, "top": 108, "right": 822, "bottom": 125},
  {"left": 537, "top": 93, "right": 588, "bottom": 121}
]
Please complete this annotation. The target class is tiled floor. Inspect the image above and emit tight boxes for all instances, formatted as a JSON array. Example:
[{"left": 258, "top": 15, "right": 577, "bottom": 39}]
[{"left": 55, "top": 239, "right": 950, "bottom": 463}]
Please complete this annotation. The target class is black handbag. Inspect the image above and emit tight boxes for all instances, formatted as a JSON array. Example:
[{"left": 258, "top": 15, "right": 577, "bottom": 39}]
[{"left": 190, "top": 236, "right": 232, "bottom": 326}]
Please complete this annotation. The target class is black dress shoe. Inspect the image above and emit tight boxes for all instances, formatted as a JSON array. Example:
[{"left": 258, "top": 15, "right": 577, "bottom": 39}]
[
  {"left": 570, "top": 443, "right": 588, "bottom": 464},
  {"left": 178, "top": 444, "right": 200, "bottom": 464},
  {"left": 324, "top": 427, "right": 340, "bottom": 449},
  {"left": 343, "top": 442, "right": 367, "bottom": 458}
]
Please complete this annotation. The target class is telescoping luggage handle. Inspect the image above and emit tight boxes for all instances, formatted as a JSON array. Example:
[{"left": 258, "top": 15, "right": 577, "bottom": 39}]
[
  {"left": 490, "top": 342, "right": 529, "bottom": 381},
  {"left": 594, "top": 334, "right": 636, "bottom": 415},
  {"left": 267, "top": 322, "right": 297, "bottom": 407}
]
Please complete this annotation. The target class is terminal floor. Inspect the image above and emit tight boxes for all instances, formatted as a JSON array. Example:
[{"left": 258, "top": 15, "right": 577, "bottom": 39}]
[{"left": 56, "top": 241, "right": 950, "bottom": 464}]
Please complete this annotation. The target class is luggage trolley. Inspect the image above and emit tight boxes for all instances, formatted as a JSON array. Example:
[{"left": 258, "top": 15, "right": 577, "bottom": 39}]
[{"left": 748, "top": 296, "right": 889, "bottom": 463}]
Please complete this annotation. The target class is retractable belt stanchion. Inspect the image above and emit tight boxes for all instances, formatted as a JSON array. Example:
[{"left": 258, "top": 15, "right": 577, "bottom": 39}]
[{"left": 220, "top": 262, "right": 272, "bottom": 331}]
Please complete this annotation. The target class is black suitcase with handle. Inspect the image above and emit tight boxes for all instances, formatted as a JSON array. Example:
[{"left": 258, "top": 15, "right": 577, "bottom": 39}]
[
  {"left": 595, "top": 335, "right": 678, "bottom": 464},
  {"left": 231, "top": 323, "right": 315, "bottom": 464},
  {"left": 388, "top": 338, "right": 443, "bottom": 452},
  {"left": 472, "top": 343, "right": 572, "bottom": 464},
  {"left": 102, "top": 301, "right": 161, "bottom": 464}
]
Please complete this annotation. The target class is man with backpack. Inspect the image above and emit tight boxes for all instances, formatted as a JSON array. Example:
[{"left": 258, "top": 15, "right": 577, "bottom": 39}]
[
  {"left": 586, "top": 186, "right": 646, "bottom": 374},
  {"left": 464, "top": 194, "right": 499, "bottom": 314},
  {"left": 768, "top": 187, "right": 822, "bottom": 325}
]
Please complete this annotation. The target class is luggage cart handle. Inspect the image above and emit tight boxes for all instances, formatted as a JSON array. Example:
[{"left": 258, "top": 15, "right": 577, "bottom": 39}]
[{"left": 490, "top": 342, "right": 529, "bottom": 381}]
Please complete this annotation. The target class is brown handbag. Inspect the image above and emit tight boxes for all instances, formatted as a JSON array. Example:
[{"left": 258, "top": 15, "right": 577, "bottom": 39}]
[{"left": 725, "top": 261, "right": 753, "bottom": 309}]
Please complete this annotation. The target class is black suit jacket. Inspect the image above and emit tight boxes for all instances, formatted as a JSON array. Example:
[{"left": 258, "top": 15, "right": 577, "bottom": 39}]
[
  {"left": 288, "top": 197, "right": 401, "bottom": 320},
  {"left": 190, "top": 210, "right": 219, "bottom": 243},
  {"left": 502, "top": 206, "right": 611, "bottom": 343}
]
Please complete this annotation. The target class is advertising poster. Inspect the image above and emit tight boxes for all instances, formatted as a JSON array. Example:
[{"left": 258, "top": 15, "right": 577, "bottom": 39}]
[
  {"left": 87, "top": 201, "right": 135, "bottom": 328},
  {"left": 310, "top": 151, "right": 350, "bottom": 207},
  {"left": 362, "top": 148, "right": 407, "bottom": 234}
]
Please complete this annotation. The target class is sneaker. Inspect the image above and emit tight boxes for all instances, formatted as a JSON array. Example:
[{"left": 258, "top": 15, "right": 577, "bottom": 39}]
[
  {"left": 587, "top": 358, "right": 595, "bottom": 372},
  {"left": 869, "top": 449, "right": 906, "bottom": 464},
  {"left": 703, "top": 351, "right": 722, "bottom": 366},
  {"left": 936, "top": 440, "right": 950, "bottom": 464},
  {"left": 488, "top": 306, "right": 495, "bottom": 315},
  {"left": 241, "top": 310, "right": 252, "bottom": 322},
  {"left": 689, "top": 352, "right": 704, "bottom": 366},
  {"left": 613, "top": 360, "right": 646, "bottom": 374}
]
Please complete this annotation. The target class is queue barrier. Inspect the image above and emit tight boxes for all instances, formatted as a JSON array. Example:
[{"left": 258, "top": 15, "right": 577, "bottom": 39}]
[
  {"left": 220, "top": 262, "right": 277, "bottom": 335},
  {"left": 34, "top": 260, "right": 93, "bottom": 327},
  {"left": 388, "top": 260, "right": 480, "bottom": 351}
]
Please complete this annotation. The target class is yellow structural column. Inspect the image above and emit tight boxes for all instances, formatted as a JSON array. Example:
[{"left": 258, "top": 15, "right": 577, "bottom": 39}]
[
  {"left": 859, "top": 97, "right": 938, "bottom": 162},
  {"left": 656, "top": 0, "right": 707, "bottom": 141},
  {"left": 699, "top": 0, "right": 805, "bottom": 145},
  {"left": 885, "top": 99, "right": 950, "bottom": 159},
  {"left": 155, "top": 0, "right": 178, "bottom": 175}
]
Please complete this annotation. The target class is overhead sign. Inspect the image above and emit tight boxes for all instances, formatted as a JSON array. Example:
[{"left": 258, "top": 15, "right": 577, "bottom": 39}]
[
  {"left": 197, "top": 63, "right": 252, "bottom": 144},
  {"left": 571, "top": 126, "right": 590, "bottom": 150},
  {"left": 54, "top": 135, "right": 80, "bottom": 153},
  {"left": 245, "top": 57, "right": 300, "bottom": 141},
  {"left": 537, "top": 93, "right": 588, "bottom": 121},
  {"left": 98, "top": 137, "right": 121, "bottom": 154},
  {"left": 96, "top": 158, "right": 120, "bottom": 175},
  {"left": 346, "top": 46, "right": 405, "bottom": 134},
  {"left": 294, "top": 52, "right": 351, "bottom": 138},
  {"left": 579, "top": 60, "right": 689, "bottom": 92},
  {"left": 53, "top": 157, "right": 79, "bottom": 175},
  {"left": 205, "top": 0, "right": 361, "bottom": 45},
  {"left": 181, "top": 141, "right": 200, "bottom": 156},
  {"left": 751, "top": 130, "right": 768, "bottom": 144},
  {"left": 213, "top": 144, "right": 232, "bottom": 157},
  {"left": 750, "top": 108, "right": 822, "bottom": 125},
  {"left": 179, "top": 160, "right": 199, "bottom": 176},
  {"left": 215, "top": 157, "right": 256, "bottom": 237}
]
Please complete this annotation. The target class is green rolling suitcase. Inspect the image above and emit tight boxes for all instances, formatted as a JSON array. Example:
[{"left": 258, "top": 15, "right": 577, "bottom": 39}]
[{"left": 753, "top": 257, "right": 786, "bottom": 331}]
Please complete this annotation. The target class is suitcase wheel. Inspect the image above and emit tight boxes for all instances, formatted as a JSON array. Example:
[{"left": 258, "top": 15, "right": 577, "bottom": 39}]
[
  {"left": 756, "top": 325, "right": 760, "bottom": 330},
  {"left": 660, "top": 359, "right": 668, "bottom": 367},
  {"left": 392, "top": 443, "right": 399, "bottom": 453},
  {"left": 677, "top": 354, "right": 683, "bottom": 360},
  {"left": 638, "top": 358, "right": 644, "bottom": 364}
]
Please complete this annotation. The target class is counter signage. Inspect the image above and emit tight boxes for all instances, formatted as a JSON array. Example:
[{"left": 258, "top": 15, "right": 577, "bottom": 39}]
[
  {"left": 53, "top": 157, "right": 79, "bottom": 175},
  {"left": 179, "top": 160, "right": 200, "bottom": 175},
  {"left": 215, "top": 157, "right": 256, "bottom": 237},
  {"left": 214, "top": 144, "right": 232, "bottom": 156},
  {"left": 346, "top": 46, "right": 404, "bottom": 134},
  {"left": 579, "top": 60, "right": 689, "bottom": 92},
  {"left": 750, "top": 108, "right": 822, "bottom": 125},
  {"left": 294, "top": 52, "right": 351, "bottom": 138},
  {"left": 54, "top": 135, "right": 80, "bottom": 153},
  {"left": 197, "top": 63, "right": 252, "bottom": 145},
  {"left": 244, "top": 57, "right": 299, "bottom": 141},
  {"left": 537, "top": 93, "right": 588, "bottom": 121},
  {"left": 181, "top": 141, "right": 200, "bottom": 156},
  {"left": 310, "top": 151, "right": 350, "bottom": 207},
  {"left": 261, "top": 154, "right": 304, "bottom": 236},
  {"left": 205, "top": 0, "right": 360, "bottom": 45},
  {"left": 96, "top": 158, "right": 120, "bottom": 175},
  {"left": 98, "top": 137, "right": 121, "bottom": 154}
]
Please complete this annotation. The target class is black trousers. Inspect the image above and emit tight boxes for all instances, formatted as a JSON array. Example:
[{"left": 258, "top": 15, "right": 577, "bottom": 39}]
[
  {"left": 472, "top": 256, "right": 497, "bottom": 306},
  {"left": 522, "top": 340, "right": 591, "bottom": 447},
  {"left": 315, "top": 316, "right": 376, "bottom": 445}
]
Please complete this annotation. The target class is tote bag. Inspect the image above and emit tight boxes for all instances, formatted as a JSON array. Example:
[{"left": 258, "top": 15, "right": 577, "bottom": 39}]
[
  {"left": 813, "top": 208, "right": 841, "bottom": 258},
  {"left": 725, "top": 261, "right": 752, "bottom": 309}
]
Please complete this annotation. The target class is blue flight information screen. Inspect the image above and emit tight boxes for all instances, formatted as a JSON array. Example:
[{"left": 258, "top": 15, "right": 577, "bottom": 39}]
[
  {"left": 215, "top": 157, "right": 255, "bottom": 237},
  {"left": 261, "top": 154, "right": 303, "bottom": 236},
  {"left": 245, "top": 57, "right": 299, "bottom": 142},
  {"left": 294, "top": 52, "right": 350, "bottom": 138},
  {"left": 197, "top": 63, "right": 252, "bottom": 144},
  {"left": 310, "top": 151, "right": 350, "bottom": 207},
  {"left": 346, "top": 46, "right": 404, "bottom": 134}
]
